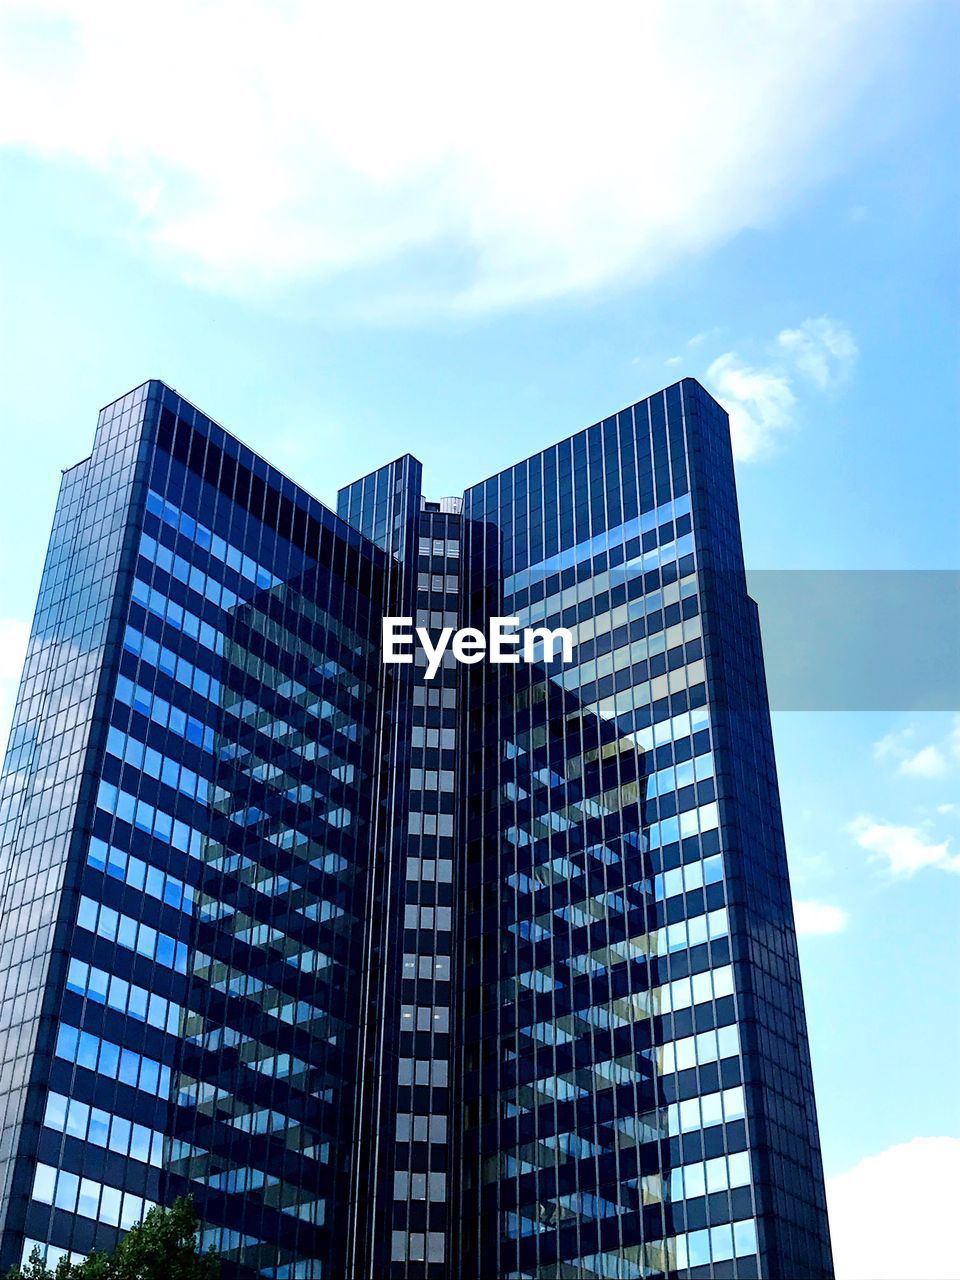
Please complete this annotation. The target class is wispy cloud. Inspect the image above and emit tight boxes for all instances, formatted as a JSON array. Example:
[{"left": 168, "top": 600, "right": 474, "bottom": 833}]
[
  {"left": 687, "top": 329, "right": 725, "bottom": 349},
  {"left": 898, "top": 745, "right": 949, "bottom": 779},
  {"left": 705, "top": 315, "right": 857, "bottom": 460},
  {"left": 873, "top": 716, "right": 960, "bottom": 780},
  {"left": 848, "top": 815, "right": 960, "bottom": 877},
  {"left": 793, "top": 899, "right": 848, "bottom": 935},
  {"left": 828, "top": 1138, "right": 960, "bottom": 1279},
  {"left": 873, "top": 726, "right": 916, "bottom": 763},
  {"left": 705, "top": 354, "right": 797, "bottom": 460},
  {"left": 777, "top": 316, "right": 859, "bottom": 389},
  {"left": 0, "top": 1, "right": 913, "bottom": 312}
]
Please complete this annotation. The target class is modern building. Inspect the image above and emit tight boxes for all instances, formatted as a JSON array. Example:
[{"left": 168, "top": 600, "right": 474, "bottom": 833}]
[{"left": 0, "top": 379, "right": 833, "bottom": 1279}]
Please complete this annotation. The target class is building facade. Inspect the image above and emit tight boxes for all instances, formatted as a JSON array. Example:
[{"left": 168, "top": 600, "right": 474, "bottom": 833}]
[{"left": 0, "top": 379, "right": 833, "bottom": 1279}]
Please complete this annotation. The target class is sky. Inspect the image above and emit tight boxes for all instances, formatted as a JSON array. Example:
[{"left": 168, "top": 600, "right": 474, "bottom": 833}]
[{"left": 0, "top": 2, "right": 957, "bottom": 1275}]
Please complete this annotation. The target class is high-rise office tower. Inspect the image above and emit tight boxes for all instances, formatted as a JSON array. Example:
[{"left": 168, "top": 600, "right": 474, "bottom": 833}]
[{"left": 0, "top": 380, "right": 833, "bottom": 1279}]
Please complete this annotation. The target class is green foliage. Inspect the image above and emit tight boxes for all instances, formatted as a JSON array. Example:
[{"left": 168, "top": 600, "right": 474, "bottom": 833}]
[{"left": 6, "top": 1198, "right": 218, "bottom": 1280}]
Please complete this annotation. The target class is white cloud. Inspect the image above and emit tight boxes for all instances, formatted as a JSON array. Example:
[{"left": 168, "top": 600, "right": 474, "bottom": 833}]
[
  {"left": 777, "top": 316, "right": 859, "bottom": 389},
  {"left": 793, "top": 899, "right": 848, "bottom": 935},
  {"left": 873, "top": 726, "right": 915, "bottom": 762},
  {"left": 873, "top": 716, "right": 960, "bottom": 780},
  {"left": 849, "top": 815, "right": 960, "bottom": 877},
  {"left": 704, "top": 313, "right": 857, "bottom": 460},
  {"left": 898, "top": 744, "right": 949, "bottom": 779},
  {"left": 0, "top": 618, "right": 29, "bottom": 759},
  {"left": 687, "top": 330, "right": 722, "bottom": 349},
  {"left": 704, "top": 353, "right": 797, "bottom": 460},
  {"left": 828, "top": 1138, "right": 960, "bottom": 1280},
  {"left": 0, "top": 1, "right": 913, "bottom": 312}
]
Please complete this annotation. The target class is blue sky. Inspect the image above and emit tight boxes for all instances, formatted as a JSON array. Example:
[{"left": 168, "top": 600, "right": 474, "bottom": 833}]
[{"left": 0, "top": 3, "right": 956, "bottom": 1275}]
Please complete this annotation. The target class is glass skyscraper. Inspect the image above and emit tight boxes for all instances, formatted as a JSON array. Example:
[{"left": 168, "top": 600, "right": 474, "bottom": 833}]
[{"left": 0, "top": 379, "right": 833, "bottom": 1279}]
